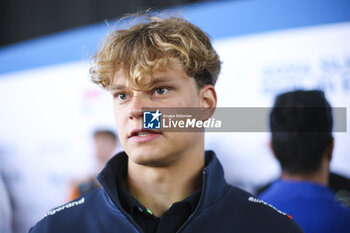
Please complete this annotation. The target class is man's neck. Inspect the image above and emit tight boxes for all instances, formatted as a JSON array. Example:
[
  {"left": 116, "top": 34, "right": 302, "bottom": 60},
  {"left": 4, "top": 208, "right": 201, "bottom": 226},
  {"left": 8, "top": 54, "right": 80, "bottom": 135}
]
[
  {"left": 281, "top": 169, "right": 328, "bottom": 186},
  {"left": 125, "top": 147, "right": 205, "bottom": 218},
  {"left": 281, "top": 155, "right": 330, "bottom": 186}
]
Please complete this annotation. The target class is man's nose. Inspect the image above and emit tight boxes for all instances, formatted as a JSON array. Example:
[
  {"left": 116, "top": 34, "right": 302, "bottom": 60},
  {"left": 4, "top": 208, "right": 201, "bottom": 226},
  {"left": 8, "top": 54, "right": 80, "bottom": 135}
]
[{"left": 128, "top": 95, "right": 147, "bottom": 120}]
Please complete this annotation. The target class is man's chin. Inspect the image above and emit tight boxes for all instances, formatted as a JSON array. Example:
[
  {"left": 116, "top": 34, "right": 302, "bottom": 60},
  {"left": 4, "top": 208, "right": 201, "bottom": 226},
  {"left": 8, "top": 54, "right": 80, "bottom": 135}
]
[{"left": 126, "top": 149, "right": 172, "bottom": 167}]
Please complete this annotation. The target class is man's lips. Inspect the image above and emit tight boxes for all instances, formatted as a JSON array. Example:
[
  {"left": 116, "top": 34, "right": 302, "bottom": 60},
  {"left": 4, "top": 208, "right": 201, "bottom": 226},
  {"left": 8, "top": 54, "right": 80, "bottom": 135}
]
[
  {"left": 128, "top": 129, "right": 163, "bottom": 143},
  {"left": 128, "top": 129, "right": 162, "bottom": 138}
]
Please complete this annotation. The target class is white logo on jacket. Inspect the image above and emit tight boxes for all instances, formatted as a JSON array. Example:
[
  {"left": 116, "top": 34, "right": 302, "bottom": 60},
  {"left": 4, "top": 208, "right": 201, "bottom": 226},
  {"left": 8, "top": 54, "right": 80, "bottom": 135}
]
[{"left": 41, "top": 197, "right": 85, "bottom": 220}]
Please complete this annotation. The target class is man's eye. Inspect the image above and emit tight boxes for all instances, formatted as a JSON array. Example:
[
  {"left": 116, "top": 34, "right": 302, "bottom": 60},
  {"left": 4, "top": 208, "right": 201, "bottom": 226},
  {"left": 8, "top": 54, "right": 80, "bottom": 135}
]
[
  {"left": 155, "top": 88, "right": 168, "bottom": 95},
  {"left": 118, "top": 93, "right": 127, "bottom": 100}
]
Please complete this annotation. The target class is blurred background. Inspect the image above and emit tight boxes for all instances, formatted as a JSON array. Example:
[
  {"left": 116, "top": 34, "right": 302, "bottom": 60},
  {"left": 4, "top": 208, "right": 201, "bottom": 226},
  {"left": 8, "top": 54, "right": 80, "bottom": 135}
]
[{"left": 0, "top": 0, "right": 349, "bottom": 232}]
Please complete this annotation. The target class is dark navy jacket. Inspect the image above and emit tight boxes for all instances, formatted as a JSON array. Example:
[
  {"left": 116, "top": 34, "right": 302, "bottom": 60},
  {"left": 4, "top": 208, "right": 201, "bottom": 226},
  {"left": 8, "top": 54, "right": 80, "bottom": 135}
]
[{"left": 30, "top": 151, "right": 303, "bottom": 233}]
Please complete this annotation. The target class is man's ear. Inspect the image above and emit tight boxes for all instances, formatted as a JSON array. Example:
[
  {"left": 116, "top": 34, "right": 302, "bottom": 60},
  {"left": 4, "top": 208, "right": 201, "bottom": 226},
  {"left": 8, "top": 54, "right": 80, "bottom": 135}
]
[
  {"left": 199, "top": 85, "right": 217, "bottom": 120},
  {"left": 200, "top": 85, "right": 217, "bottom": 109}
]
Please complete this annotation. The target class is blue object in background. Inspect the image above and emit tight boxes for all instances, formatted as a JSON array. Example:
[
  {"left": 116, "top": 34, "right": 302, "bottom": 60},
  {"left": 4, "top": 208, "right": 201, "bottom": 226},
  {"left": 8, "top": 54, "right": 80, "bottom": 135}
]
[{"left": 259, "top": 180, "right": 350, "bottom": 233}]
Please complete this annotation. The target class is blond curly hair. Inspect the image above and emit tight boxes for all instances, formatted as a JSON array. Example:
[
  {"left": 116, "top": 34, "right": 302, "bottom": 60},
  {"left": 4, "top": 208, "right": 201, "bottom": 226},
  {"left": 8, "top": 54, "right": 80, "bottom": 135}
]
[{"left": 90, "top": 15, "right": 221, "bottom": 89}]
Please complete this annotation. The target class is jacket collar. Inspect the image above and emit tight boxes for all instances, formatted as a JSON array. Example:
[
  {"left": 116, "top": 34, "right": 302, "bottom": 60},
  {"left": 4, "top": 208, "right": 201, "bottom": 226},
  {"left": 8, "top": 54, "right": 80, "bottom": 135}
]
[{"left": 97, "top": 150, "right": 229, "bottom": 215}]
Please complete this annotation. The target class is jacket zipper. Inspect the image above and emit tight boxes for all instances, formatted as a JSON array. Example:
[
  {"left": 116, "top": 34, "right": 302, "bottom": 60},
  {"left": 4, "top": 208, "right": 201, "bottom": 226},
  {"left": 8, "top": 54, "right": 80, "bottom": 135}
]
[{"left": 176, "top": 168, "right": 208, "bottom": 233}]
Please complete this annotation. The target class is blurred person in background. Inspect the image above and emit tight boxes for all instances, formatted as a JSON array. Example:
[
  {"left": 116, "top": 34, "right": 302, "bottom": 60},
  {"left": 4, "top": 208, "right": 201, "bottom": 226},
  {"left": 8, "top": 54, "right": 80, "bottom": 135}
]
[
  {"left": 68, "top": 129, "right": 117, "bottom": 200},
  {"left": 30, "top": 14, "right": 303, "bottom": 233},
  {"left": 259, "top": 90, "right": 350, "bottom": 233},
  {"left": 0, "top": 174, "right": 13, "bottom": 233}
]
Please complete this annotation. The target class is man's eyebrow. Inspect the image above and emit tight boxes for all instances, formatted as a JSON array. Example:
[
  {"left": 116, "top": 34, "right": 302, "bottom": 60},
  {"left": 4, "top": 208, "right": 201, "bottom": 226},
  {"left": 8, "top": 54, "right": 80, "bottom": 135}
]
[
  {"left": 148, "top": 76, "right": 174, "bottom": 86},
  {"left": 108, "top": 84, "right": 125, "bottom": 90},
  {"left": 109, "top": 77, "right": 174, "bottom": 90}
]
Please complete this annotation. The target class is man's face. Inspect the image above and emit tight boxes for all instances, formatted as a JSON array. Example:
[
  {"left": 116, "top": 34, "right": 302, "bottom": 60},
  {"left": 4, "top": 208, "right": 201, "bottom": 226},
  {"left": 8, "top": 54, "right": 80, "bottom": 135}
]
[{"left": 109, "top": 63, "right": 207, "bottom": 167}]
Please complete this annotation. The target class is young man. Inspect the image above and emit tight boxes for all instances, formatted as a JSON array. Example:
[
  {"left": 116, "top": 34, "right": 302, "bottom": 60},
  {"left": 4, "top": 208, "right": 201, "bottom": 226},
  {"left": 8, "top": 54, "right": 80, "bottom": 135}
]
[
  {"left": 30, "top": 15, "right": 303, "bottom": 233},
  {"left": 259, "top": 90, "right": 350, "bottom": 233}
]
